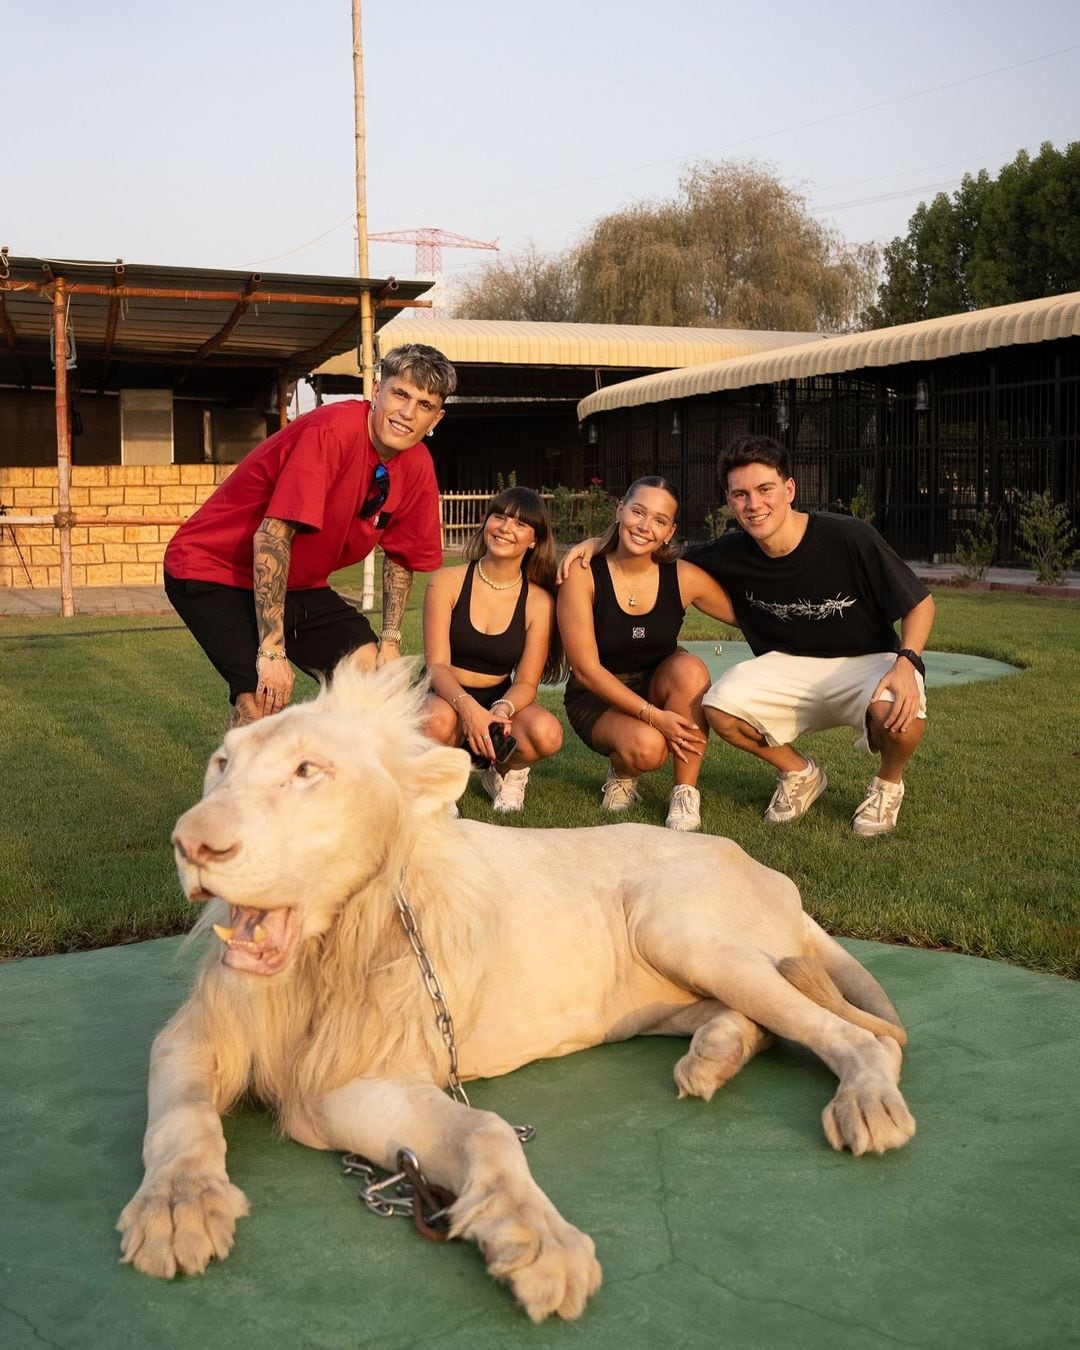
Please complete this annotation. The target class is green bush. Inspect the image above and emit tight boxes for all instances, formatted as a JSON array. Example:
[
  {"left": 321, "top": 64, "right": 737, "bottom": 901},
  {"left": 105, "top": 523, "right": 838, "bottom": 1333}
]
[
  {"left": 848, "top": 482, "right": 876, "bottom": 524},
  {"left": 1015, "top": 490, "right": 1080, "bottom": 585},
  {"left": 705, "top": 504, "right": 735, "bottom": 538},
  {"left": 956, "top": 509, "right": 998, "bottom": 581},
  {"left": 543, "top": 481, "right": 618, "bottom": 544}
]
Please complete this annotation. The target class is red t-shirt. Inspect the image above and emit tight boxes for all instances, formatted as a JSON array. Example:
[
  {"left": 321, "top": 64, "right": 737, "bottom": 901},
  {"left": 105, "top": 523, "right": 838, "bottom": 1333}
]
[{"left": 164, "top": 400, "right": 443, "bottom": 589}]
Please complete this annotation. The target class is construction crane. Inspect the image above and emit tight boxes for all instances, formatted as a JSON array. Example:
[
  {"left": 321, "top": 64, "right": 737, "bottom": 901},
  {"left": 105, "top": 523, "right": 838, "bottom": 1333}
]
[{"left": 368, "top": 228, "right": 498, "bottom": 313}]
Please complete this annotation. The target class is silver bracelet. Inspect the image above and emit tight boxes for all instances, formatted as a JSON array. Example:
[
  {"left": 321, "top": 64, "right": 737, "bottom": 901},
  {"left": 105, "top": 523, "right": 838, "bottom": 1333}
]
[
  {"left": 380, "top": 629, "right": 403, "bottom": 645},
  {"left": 256, "top": 648, "right": 288, "bottom": 662},
  {"left": 490, "top": 698, "right": 516, "bottom": 718}
]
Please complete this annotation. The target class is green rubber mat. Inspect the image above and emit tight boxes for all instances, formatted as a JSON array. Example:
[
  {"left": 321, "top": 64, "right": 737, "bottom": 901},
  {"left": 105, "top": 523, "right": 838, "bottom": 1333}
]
[
  {"left": 681, "top": 640, "right": 1019, "bottom": 687},
  {"left": 2, "top": 934, "right": 1076, "bottom": 1349}
]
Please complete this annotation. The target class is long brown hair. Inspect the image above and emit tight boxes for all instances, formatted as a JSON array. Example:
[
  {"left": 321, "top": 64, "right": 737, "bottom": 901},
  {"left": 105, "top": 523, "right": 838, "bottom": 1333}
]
[
  {"left": 463, "top": 486, "right": 565, "bottom": 684},
  {"left": 596, "top": 476, "right": 682, "bottom": 564}
]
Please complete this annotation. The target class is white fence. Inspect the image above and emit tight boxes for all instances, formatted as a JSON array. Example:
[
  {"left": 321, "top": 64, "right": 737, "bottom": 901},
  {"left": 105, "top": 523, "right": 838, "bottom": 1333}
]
[
  {"left": 439, "top": 492, "right": 492, "bottom": 551},
  {"left": 439, "top": 489, "right": 604, "bottom": 552}
]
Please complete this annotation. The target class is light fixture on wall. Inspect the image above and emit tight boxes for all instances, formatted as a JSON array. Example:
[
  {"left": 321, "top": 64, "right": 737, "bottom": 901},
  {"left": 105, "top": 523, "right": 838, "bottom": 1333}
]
[
  {"left": 671, "top": 410, "right": 681, "bottom": 436},
  {"left": 586, "top": 421, "right": 599, "bottom": 445},
  {"left": 776, "top": 390, "right": 790, "bottom": 432},
  {"left": 915, "top": 378, "right": 930, "bottom": 412}
]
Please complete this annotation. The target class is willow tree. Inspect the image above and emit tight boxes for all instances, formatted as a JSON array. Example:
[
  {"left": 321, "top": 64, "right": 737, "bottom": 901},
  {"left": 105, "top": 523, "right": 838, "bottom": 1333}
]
[
  {"left": 576, "top": 162, "right": 878, "bottom": 333},
  {"left": 453, "top": 159, "right": 878, "bottom": 333},
  {"left": 450, "top": 242, "right": 580, "bottom": 321}
]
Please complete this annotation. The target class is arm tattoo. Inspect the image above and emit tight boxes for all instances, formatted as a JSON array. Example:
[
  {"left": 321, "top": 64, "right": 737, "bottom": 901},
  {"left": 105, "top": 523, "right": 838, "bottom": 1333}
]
[
  {"left": 382, "top": 557, "right": 413, "bottom": 636},
  {"left": 253, "top": 517, "right": 296, "bottom": 647}
]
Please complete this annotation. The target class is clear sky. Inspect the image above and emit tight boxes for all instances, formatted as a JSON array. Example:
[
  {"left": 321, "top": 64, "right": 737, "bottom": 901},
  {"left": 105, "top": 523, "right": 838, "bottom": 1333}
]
[{"left": 5, "top": 0, "right": 1079, "bottom": 299}]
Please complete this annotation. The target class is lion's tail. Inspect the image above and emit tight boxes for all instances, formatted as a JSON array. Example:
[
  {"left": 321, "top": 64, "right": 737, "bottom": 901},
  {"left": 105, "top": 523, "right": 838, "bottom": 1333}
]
[{"left": 778, "top": 945, "right": 908, "bottom": 1047}]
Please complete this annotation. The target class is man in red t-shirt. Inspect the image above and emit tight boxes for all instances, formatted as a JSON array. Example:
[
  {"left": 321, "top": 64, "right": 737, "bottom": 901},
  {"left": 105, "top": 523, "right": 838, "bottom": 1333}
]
[{"left": 164, "top": 343, "right": 455, "bottom": 726}]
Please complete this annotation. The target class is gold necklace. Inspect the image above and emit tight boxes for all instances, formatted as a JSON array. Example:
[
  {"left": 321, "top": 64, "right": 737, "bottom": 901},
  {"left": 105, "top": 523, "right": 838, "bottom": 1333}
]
[
  {"left": 610, "top": 555, "right": 648, "bottom": 608},
  {"left": 477, "top": 558, "right": 522, "bottom": 591}
]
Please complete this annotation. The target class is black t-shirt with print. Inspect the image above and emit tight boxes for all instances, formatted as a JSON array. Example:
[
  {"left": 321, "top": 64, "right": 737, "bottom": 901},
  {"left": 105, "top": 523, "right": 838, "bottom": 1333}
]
[{"left": 684, "top": 513, "right": 930, "bottom": 658}]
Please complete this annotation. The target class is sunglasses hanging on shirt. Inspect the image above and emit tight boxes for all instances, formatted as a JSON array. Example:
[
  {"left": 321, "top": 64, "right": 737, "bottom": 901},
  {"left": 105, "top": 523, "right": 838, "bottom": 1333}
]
[{"left": 359, "top": 462, "right": 390, "bottom": 520}]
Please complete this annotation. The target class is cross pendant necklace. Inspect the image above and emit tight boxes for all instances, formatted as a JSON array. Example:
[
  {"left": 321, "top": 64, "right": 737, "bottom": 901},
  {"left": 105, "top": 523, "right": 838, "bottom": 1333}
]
[{"left": 611, "top": 556, "right": 642, "bottom": 607}]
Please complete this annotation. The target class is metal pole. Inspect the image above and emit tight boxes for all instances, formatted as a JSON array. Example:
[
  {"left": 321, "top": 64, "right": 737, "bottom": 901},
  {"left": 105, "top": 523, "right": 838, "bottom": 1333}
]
[
  {"left": 353, "top": 0, "right": 377, "bottom": 611},
  {"left": 52, "top": 282, "right": 74, "bottom": 617}
]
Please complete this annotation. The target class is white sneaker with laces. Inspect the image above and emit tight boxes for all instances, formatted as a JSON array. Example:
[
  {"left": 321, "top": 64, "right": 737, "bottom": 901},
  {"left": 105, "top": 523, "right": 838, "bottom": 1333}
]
[
  {"left": 765, "top": 756, "right": 828, "bottom": 823},
  {"left": 665, "top": 784, "right": 701, "bottom": 831},
  {"left": 852, "top": 776, "right": 905, "bottom": 836},
  {"left": 601, "top": 765, "right": 642, "bottom": 811},
  {"left": 481, "top": 764, "right": 530, "bottom": 813}
]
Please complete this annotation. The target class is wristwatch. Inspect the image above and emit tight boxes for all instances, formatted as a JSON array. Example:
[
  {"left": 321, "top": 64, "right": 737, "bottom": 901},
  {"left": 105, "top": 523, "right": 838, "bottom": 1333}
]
[{"left": 896, "top": 648, "right": 926, "bottom": 678}]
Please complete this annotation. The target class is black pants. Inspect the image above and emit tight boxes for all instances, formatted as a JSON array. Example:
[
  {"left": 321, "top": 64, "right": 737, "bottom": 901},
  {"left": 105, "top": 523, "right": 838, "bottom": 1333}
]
[{"left": 165, "top": 572, "right": 377, "bottom": 703}]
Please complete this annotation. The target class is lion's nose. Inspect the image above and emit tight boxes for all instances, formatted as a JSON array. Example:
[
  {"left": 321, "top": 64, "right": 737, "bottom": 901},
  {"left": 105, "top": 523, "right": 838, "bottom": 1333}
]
[{"left": 172, "top": 830, "right": 241, "bottom": 866}]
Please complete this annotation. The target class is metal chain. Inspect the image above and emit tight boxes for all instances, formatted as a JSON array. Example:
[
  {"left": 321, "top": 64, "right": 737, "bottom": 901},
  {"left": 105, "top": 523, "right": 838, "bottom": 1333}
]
[
  {"left": 343, "top": 886, "right": 535, "bottom": 1240},
  {"left": 393, "top": 886, "right": 534, "bottom": 1143},
  {"left": 394, "top": 887, "right": 471, "bottom": 1106}
]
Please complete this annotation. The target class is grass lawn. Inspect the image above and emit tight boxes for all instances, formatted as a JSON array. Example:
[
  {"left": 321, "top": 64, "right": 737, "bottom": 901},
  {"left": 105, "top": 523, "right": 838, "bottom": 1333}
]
[{"left": 1, "top": 574, "right": 1077, "bottom": 976}]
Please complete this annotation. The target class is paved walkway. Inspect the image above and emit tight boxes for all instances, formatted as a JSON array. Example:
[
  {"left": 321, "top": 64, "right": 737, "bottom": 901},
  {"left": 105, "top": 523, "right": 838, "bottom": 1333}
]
[{"left": 0, "top": 565, "right": 1077, "bottom": 619}]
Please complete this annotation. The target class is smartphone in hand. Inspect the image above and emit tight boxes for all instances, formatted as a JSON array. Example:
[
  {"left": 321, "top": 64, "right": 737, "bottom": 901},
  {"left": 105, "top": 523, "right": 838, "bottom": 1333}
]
[{"left": 470, "top": 722, "right": 518, "bottom": 768}]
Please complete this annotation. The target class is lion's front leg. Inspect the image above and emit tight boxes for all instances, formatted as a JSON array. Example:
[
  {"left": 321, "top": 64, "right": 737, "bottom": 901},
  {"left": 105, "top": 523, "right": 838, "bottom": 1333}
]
[
  {"left": 311, "top": 1077, "right": 602, "bottom": 1322},
  {"left": 118, "top": 1005, "right": 248, "bottom": 1278}
]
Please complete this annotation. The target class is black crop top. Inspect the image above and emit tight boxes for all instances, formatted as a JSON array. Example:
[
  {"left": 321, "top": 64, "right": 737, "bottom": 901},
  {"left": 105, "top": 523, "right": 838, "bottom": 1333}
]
[
  {"left": 448, "top": 561, "right": 529, "bottom": 677},
  {"left": 590, "top": 554, "right": 685, "bottom": 674}
]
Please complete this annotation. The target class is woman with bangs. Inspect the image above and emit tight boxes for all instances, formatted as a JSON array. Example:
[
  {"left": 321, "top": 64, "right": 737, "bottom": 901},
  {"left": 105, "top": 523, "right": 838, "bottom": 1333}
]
[
  {"left": 424, "top": 486, "right": 565, "bottom": 813},
  {"left": 557, "top": 476, "right": 735, "bottom": 831}
]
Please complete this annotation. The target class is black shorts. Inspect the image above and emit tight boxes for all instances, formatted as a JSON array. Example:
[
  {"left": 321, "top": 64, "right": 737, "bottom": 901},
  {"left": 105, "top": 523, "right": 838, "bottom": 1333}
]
[
  {"left": 165, "top": 572, "right": 377, "bottom": 703},
  {"left": 564, "top": 668, "right": 655, "bottom": 750}
]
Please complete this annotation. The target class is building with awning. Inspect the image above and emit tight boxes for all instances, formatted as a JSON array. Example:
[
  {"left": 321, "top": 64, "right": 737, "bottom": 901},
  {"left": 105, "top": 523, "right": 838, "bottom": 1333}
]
[
  {"left": 315, "top": 316, "right": 820, "bottom": 489},
  {"left": 576, "top": 293, "right": 1080, "bottom": 560},
  {"left": 0, "top": 250, "right": 430, "bottom": 600}
]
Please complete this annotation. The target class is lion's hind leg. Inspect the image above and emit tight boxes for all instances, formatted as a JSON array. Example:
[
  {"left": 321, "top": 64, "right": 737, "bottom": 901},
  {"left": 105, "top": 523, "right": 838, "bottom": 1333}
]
[
  {"left": 637, "top": 930, "right": 915, "bottom": 1155},
  {"left": 671, "top": 1007, "right": 775, "bottom": 1102}
]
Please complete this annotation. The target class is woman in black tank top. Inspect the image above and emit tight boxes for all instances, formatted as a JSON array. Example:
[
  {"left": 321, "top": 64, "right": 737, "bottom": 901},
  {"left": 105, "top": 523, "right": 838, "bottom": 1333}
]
[
  {"left": 557, "top": 477, "right": 735, "bottom": 832},
  {"left": 423, "top": 487, "right": 565, "bottom": 815}
]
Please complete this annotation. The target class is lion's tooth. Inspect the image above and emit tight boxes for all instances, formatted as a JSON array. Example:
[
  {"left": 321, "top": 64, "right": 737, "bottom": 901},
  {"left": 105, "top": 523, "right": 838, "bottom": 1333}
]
[
  {"left": 213, "top": 923, "right": 236, "bottom": 943},
  {"left": 253, "top": 924, "right": 267, "bottom": 943}
]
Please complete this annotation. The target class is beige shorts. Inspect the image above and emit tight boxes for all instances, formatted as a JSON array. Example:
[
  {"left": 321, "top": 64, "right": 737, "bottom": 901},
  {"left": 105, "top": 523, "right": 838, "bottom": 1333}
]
[{"left": 702, "top": 650, "right": 927, "bottom": 753}]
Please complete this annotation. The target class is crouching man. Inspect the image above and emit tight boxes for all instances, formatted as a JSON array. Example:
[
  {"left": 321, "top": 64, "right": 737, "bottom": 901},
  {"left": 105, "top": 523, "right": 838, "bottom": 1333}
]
[{"left": 690, "top": 434, "right": 935, "bottom": 836}]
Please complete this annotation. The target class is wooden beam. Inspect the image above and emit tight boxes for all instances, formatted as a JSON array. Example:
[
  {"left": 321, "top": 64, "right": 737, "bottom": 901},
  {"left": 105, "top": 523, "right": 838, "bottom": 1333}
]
[
  {"left": 192, "top": 274, "right": 262, "bottom": 362},
  {"left": 98, "top": 261, "right": 125, "bottom": 395}
]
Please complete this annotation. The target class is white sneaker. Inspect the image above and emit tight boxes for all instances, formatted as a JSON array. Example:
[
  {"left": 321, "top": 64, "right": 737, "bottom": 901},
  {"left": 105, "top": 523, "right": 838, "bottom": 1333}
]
[
  {"left": 765, "top": 756, "right": 828, "bottom": 823},
  {"left": 852, "top": 776, "right": 905, "bottom": 836},
  {"left": 601, "top": 765, "right": 642, "bottom": 811},
  {"left": 665, "top": 784, "right": 701, "bottom": 831},
  {"left": 481, "top": 764, "right": 530, "bottom": 813}
]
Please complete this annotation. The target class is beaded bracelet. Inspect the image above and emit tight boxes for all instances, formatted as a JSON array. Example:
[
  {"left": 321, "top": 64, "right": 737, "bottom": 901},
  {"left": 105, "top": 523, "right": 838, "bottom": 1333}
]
[
  {"left": 490, "top": 698, "right": 516, "bottom": 718},
  {"left": 256, "top": 648, "right": 289, "bottom": 662}
]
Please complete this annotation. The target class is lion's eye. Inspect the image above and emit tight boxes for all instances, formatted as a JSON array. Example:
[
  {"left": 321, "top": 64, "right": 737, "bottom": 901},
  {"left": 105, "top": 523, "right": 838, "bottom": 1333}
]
[
  {"left": 211, "top": 754, "right": 228, "bottom": 776},
  {"left": 295, "top": 761, "right": 315, "bottom": 779}
]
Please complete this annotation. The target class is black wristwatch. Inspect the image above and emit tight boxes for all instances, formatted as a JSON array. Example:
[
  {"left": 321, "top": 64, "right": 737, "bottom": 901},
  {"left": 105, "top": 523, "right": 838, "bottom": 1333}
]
[{"left": 896, "top": 648, "right": 925, "bottom": 678}]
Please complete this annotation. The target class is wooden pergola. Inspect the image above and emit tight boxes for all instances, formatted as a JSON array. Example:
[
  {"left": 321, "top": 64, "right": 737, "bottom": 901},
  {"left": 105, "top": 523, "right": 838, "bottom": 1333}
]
[{"left": 0, "top": 250, "right": 431, "bottom": 614}]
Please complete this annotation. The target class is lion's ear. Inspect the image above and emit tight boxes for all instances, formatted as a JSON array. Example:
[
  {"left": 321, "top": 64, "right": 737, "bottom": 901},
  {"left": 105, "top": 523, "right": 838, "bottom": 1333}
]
[{"left": 411, "top": 743, "right": 472, "bottom": 811}]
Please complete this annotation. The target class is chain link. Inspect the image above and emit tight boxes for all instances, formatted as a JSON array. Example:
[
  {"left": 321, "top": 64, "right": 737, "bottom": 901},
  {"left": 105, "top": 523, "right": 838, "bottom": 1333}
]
[
  {"left": 343, "top": 885, "right": 535, "bottom": 1238},
  {"left": 394, "top": 887, "right": 471, "bottom": 1107}
]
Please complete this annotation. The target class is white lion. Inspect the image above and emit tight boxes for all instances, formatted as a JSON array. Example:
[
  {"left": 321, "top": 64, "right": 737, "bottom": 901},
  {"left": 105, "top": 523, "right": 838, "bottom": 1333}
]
[{"left": 118, "top": 662, "right": 914, "bottom": 1322}]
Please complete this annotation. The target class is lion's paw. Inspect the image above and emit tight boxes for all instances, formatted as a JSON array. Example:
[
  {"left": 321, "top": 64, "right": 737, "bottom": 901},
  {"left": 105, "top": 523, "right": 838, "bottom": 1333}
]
[
  {"left": 118, "top": 1170, "right": 249, "bottom": 1278},
  {"left": 673, "top": 1044, "right": 746, "bottom": 1101},
  {"left": 451, "top": 1186, "right": 602, "bottom": 1321},
  {"left": 822, "top": 1084, "right": 916, "bottom": 1156}
]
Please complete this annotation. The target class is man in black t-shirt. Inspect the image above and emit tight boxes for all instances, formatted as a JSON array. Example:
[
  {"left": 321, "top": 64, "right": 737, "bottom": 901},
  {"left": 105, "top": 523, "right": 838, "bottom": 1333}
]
[{"left": 689, "top": 435, "right": 936, "bottom": 836}]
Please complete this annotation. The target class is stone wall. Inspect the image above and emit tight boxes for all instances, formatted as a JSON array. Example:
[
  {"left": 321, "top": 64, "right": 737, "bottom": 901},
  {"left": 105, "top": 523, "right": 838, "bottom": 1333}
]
[{"left": 0, "top": 464, "right": 233, "bottom": 587}]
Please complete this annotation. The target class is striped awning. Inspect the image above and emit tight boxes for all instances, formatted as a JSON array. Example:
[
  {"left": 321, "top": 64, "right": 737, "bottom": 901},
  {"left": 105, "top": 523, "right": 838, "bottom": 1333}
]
[
  {"left": 315, "top": 317, "right": 820, "bottom": 378},
  {"left": 577, "top": 292, "right": 1080, "bottom": 418}
]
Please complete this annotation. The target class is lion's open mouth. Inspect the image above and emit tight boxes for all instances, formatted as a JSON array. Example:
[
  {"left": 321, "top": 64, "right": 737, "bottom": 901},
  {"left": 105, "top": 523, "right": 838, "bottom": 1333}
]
[{"left": 212, "top": 905, "right": 298, "bottom": 975}]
